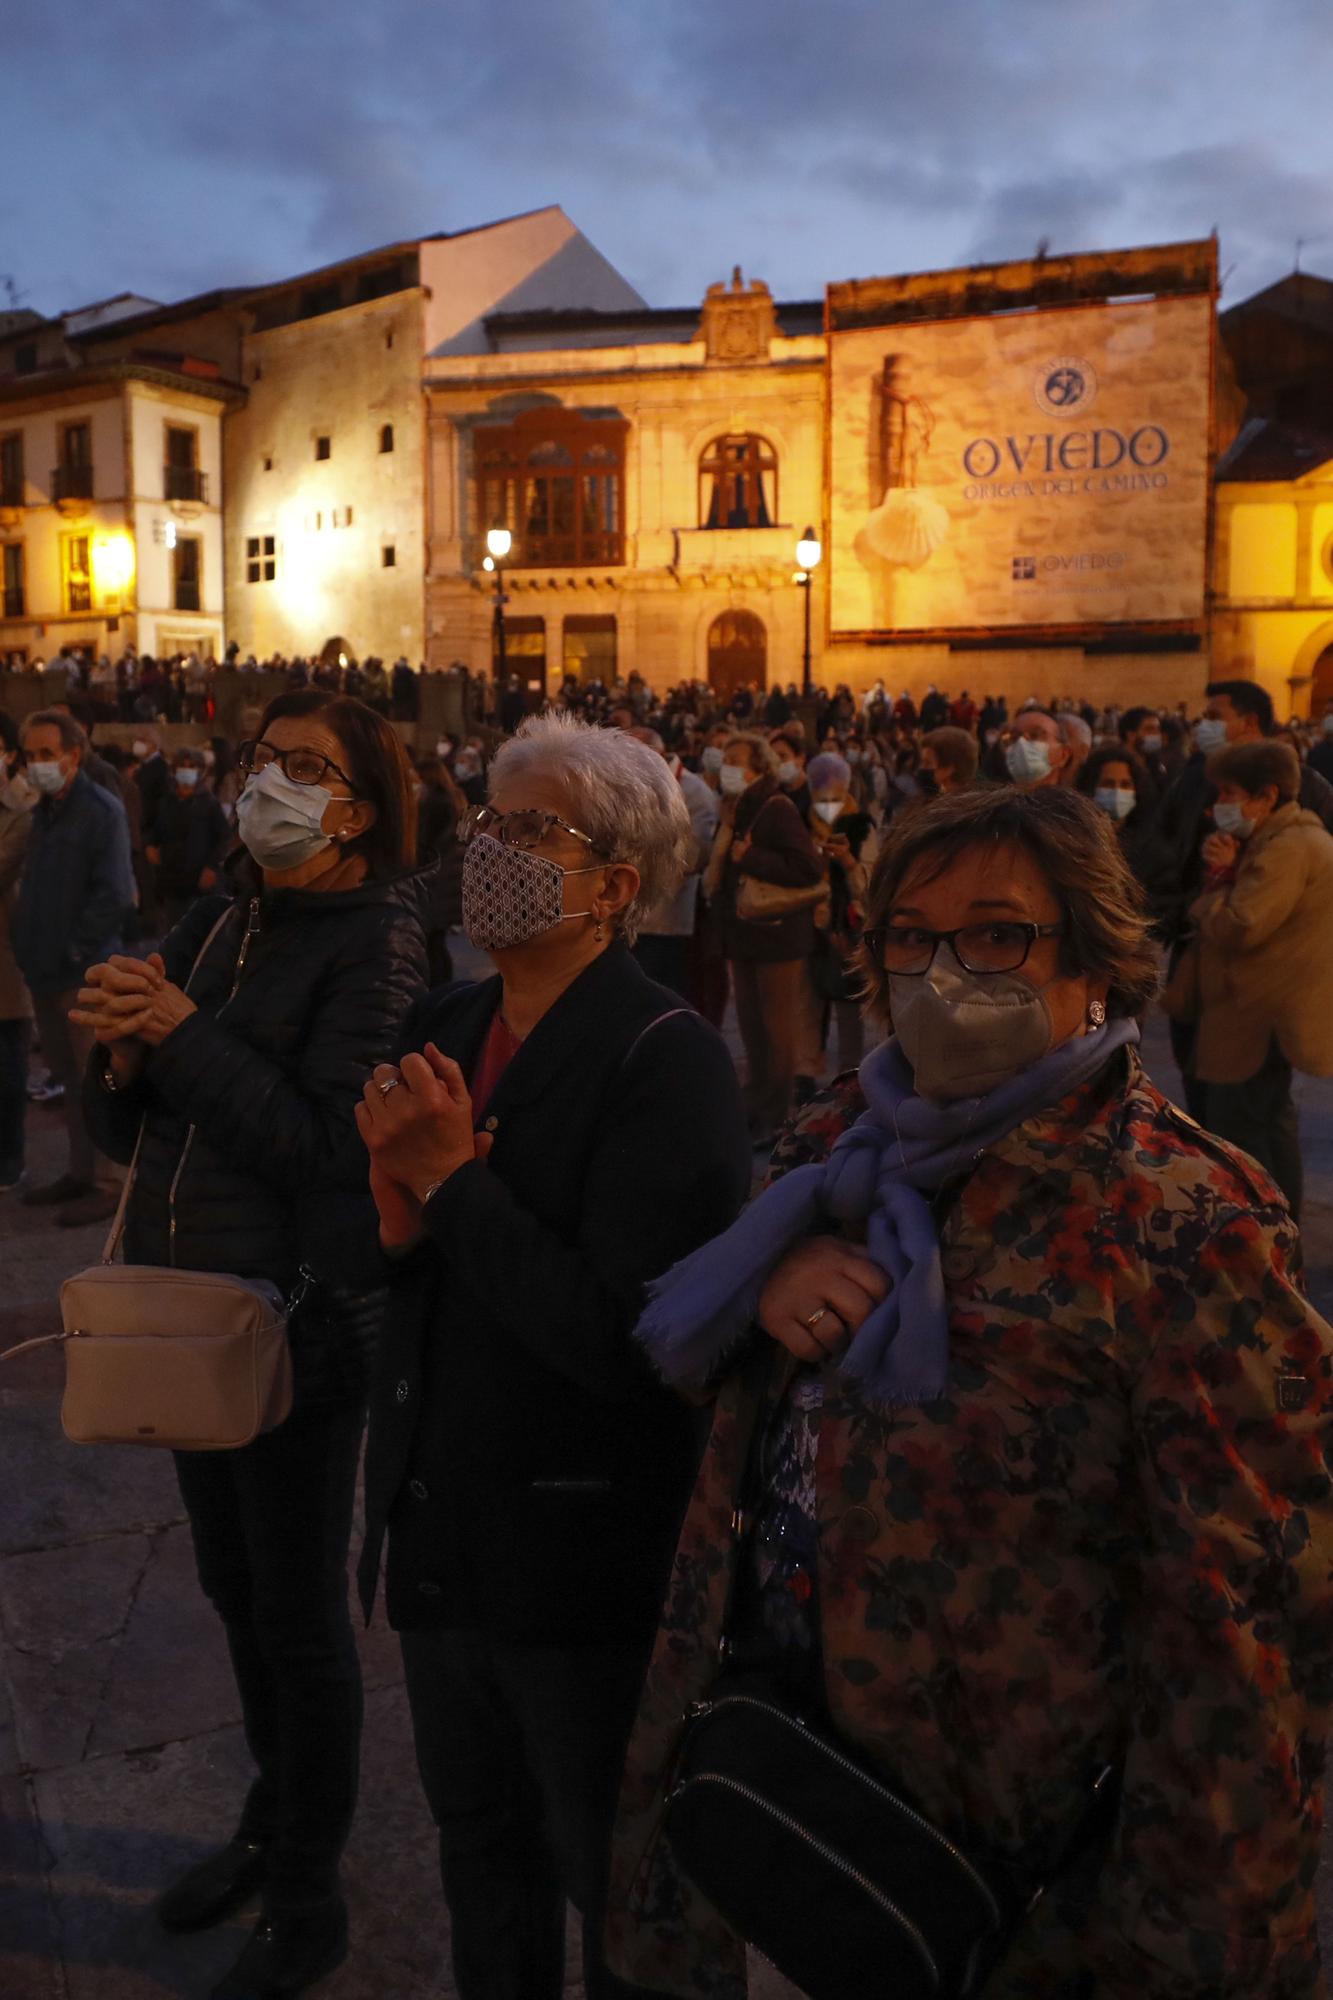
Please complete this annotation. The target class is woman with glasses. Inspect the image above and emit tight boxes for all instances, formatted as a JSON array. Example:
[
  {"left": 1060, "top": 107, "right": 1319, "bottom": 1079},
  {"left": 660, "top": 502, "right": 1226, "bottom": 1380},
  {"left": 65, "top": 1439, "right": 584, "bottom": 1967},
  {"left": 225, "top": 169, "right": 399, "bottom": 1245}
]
[
  {"left": 609, "top": 786, "right": 1333, "bottom": 2000},
  {"left": 357, "top": 712, "right": 750, "bottom": 2000},
  {"left": 73, "top": 690, "right": 428, "bottom": 1999}
]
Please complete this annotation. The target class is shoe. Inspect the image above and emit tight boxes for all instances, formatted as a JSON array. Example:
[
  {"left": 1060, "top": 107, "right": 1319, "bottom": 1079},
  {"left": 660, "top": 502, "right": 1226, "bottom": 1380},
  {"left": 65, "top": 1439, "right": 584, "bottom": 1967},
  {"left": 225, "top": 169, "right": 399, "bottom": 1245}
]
[
  {"left": 56, "top": 1189, "right": 120, "bottom": 1228},
  {"left": 156, "top": 1838, "right": 268, "bottom": 1934},
  {"left": 19, "top": 1174, "right": 93, "bottom": 1208},
  {"left": 211, "top": 1896, "right": 348, "bottom": 1998}
]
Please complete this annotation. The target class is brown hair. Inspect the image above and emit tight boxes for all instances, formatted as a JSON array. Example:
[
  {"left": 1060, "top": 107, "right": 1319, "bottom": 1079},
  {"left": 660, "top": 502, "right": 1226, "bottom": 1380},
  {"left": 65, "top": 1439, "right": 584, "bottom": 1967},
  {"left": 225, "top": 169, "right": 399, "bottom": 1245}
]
[
  {"left": 255, "top": 689, "right": 417, "bottom": 875},
  {"left": 858, "top": 786, "right": 1158, "bottom": 1021},
  {"left": 921, "top": 726, "right": 978, "bottom": 785},
  {"left": 725, "top": 729, "right": 779, "bottom": 776},
  {"left": 1206, "top": 738, "right": 1300, "bottom": 804}
]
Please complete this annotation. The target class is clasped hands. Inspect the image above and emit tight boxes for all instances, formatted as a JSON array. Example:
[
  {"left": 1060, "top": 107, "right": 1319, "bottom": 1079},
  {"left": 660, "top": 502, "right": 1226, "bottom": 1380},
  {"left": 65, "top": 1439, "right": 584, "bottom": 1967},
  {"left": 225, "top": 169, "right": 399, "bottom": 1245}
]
[
  {"left": 355, "top": 1044, "right": 494, "bottom": 1252},
  {"left": 757, "top": 1235, "right": 889, "bottom": 1364},
  {"left": 70, "top": 954, "right": 197, "bottom": 1063}
]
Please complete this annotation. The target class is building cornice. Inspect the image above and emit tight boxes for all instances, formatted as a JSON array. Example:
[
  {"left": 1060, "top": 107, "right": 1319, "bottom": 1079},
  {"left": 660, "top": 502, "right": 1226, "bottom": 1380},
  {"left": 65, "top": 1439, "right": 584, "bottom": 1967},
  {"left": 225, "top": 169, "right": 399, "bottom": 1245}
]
[{"left": 0, "top": 361, "right": 246, "bottom": 410}]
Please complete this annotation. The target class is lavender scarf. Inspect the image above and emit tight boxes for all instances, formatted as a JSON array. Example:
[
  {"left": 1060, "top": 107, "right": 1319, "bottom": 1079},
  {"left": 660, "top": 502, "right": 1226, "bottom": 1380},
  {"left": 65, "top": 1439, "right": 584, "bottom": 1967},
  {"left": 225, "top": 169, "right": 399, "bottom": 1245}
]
[{"left": 637, "top": 1018, "right": 1138, "bottom": 1406}]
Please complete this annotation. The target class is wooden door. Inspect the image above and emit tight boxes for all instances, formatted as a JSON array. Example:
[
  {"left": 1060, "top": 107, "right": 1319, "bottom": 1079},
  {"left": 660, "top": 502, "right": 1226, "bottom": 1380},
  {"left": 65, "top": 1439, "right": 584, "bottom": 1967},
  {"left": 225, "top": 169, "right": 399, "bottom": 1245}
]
[{"left": 707, "top": 610, "right": 766, "bottom": 705}]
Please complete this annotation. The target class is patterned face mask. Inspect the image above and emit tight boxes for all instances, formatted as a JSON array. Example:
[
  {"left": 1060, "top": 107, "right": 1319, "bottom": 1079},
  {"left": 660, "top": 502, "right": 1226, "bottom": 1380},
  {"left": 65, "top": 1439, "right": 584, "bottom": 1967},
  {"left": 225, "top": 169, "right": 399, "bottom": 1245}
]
[{"left": 461, "top": 834, "right": 605, "bottom": 953}]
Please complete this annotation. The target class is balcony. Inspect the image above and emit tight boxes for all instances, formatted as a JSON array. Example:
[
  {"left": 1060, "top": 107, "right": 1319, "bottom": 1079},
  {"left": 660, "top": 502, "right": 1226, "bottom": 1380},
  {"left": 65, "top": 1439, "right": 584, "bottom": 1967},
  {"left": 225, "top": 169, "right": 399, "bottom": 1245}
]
[
  {"left": 164, "top": 464, "right": 208, "bottom": 503},
  {"left": 51, "top": 464, "right": 94, "bottom": 504},
  {"left": 0, "top": 481, "right": 23, "bottom": 510},
  {"left": 2, "top": 588, "right": 24, "bottom": 619},
  {"left": 672, "top": 524, "right": 800, "bottom": 584}
]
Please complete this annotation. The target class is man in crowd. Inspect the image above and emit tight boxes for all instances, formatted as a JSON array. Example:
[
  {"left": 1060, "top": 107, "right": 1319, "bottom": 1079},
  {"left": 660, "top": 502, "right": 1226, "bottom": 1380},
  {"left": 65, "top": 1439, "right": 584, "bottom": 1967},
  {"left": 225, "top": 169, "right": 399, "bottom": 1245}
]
[
  {"left": 1002, "top": 707, "right": 1070, "bottom": 789},
  {"left": 12, "top": 710, "right": 134, "bottom": 1225}
]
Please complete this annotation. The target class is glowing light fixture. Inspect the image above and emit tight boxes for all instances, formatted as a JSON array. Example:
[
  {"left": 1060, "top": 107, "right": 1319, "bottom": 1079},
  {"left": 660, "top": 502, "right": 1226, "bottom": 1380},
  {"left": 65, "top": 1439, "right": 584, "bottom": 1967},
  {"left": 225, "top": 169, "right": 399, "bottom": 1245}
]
[
  {"left": 482, "top": 555, "right": 495, "bottom": 573},
  {"left": 485, "top": 523, "right": 512, "bottom": 562},
  {"left": 91, "top": 532, "right": 135, "bottom": 598},
  {"left": 163, "top": 519, "right": 178, "bottom": 550},
  {"left": 795, "top": 527, "right": 822, "bottom": 572}
]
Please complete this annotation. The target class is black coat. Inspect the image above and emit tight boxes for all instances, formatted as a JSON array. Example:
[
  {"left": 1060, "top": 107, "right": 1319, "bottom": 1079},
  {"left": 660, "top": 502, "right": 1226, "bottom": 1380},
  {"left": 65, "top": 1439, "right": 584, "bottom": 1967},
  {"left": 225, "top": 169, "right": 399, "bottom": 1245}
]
[
  {"left": 84, "top": 869, "right": 429, "bottom": 1405},
  {"left": 360, "top": 944, "right": 751, "bottom": 1648}
]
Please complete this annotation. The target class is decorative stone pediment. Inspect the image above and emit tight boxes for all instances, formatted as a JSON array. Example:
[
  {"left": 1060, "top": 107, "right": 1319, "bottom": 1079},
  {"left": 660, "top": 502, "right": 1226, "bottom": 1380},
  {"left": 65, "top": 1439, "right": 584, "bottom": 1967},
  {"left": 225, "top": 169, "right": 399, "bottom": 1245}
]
[{"left": 699, "top": 269, "right": 777, "bottom": 364}]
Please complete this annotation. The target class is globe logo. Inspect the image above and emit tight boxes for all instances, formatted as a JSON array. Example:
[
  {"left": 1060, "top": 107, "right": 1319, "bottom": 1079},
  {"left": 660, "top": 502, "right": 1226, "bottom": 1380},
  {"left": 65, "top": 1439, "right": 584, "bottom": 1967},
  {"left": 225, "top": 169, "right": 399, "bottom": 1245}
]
[{"left": 1034, "top": 358, "right": 1098, "bottom": 419}]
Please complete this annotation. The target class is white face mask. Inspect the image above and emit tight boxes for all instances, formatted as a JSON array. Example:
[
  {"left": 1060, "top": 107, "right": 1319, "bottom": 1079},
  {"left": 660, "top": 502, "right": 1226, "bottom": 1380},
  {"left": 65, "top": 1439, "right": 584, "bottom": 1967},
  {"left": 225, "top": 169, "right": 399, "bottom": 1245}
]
[
  {"left": 1212, "top": 800, "right": 1256, "bottom": 840},
  {"left": 701, "top": 746, "right": 725, "bottom": 774},
  {"left": 27, "top": 758, "right": 68, "bottom": 796},
  {"left": 890, "top": 949, "right": 1058, "bottom": 1102},
  {"left": 813, "top": 800, "right": 842, "bottom": 825},
  {"left": 1093, "top": 786, "right": 1135, "bottom": 821},
  {"left": 776, "top": 760, "right": 800, "bottom": 787},
  {"left": 1194, "top": 717, "right": 1228, "bottom": 754},
  {"left": 176, "top": 767, "right": 201, "bottom": 791},
  {"left": 1139, "top": 732, "right": 1163, "bottom": 754},
  {"left": 461, "top": 835, "right": 603, "bottom": 953},
  {"left": 718, "top": 764, "right": 748, "bottom": 797},
  {"left": 1005, "top": 738, "right": 1054, "bottom": 786},
  {"left": 236, "top": 762, "right": 336, "bottom": 870}
]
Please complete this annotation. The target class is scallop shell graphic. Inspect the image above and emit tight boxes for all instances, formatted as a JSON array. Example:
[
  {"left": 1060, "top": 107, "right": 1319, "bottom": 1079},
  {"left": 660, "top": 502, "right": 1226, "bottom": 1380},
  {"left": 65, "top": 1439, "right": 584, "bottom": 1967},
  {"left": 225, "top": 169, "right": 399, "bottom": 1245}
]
[{"left": 856, "top": 487, "right": 951, "bottom": 571}]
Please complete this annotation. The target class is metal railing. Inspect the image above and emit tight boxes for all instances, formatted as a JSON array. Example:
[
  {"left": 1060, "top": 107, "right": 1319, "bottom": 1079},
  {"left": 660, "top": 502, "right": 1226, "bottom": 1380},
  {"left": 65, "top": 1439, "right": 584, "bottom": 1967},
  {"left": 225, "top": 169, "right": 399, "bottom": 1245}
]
[
  {"left": 164, "top": 465, "right": 208, "bottom": 502},
  {"left": 51, "top": 465, "right": 94, "bottom": 501}
]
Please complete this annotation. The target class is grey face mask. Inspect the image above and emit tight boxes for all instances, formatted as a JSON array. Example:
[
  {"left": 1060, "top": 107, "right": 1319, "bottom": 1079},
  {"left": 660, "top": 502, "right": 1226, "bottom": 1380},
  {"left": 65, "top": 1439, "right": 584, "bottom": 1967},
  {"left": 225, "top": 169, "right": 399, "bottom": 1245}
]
[{"left": 889, "top": 948, "right": 1057, "bottom": 1102}]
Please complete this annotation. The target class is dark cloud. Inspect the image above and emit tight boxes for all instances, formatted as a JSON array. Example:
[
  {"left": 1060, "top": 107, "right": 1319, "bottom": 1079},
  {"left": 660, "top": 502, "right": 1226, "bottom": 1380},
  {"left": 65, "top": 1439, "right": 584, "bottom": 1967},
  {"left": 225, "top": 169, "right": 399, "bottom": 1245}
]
[{"left": 3, "top": 0, "right": 1333, "bottom": 315}]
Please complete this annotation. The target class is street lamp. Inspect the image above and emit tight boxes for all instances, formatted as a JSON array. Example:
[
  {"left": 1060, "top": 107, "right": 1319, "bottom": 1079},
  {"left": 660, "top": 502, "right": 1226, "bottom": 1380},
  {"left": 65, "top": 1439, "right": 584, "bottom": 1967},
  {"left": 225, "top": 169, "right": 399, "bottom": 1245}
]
[
  {"left": 485, "top": 522, "right": 512, "bottom": 680},
  {"left": 795, "top": 525, "right": 822, "bottom": 696}
]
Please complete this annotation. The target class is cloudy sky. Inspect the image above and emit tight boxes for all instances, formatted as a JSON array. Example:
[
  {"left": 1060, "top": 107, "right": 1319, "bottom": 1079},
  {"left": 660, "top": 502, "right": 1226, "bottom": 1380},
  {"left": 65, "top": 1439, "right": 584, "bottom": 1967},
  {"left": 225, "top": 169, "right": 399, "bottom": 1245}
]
[{"left": 6, "top": 0, "right": 1333, "bottom": 320}]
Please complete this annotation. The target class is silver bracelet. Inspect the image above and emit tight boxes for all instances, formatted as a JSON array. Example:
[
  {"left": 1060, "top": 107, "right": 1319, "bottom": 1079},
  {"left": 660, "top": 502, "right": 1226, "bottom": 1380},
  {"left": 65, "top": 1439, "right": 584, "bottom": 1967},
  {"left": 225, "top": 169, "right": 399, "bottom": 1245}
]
[{"left": 419, "top": 1179, "right": 448, "bottom": 1208}]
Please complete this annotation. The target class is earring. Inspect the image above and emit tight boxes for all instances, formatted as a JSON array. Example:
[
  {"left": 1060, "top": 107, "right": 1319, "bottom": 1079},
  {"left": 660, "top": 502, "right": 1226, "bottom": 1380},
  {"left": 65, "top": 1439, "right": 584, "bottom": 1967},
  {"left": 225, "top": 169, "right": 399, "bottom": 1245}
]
[
  {"left": 1088, "top": 1000, "right": 1106, "bottom": 1028},
  {"left": 594, "top": 917, "right": 606, "bottom": 943}
]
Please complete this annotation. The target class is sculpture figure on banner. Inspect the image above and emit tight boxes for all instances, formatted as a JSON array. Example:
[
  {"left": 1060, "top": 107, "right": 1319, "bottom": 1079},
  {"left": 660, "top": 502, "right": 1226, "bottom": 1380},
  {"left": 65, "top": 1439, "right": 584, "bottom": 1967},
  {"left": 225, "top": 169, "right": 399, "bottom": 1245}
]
[{"left": 855, "top": 354, "right": 951, "bottom": 627}]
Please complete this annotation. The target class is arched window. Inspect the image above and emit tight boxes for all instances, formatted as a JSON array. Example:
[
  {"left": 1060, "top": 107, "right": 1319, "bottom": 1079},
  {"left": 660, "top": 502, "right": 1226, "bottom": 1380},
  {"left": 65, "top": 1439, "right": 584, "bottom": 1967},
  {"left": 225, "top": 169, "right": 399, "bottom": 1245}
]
[
  {"left": 475, "top": 408, "right": 628, "bottom": 567},
  {"left": 699, "top": 434, "right": 777, "bottom": 529}
]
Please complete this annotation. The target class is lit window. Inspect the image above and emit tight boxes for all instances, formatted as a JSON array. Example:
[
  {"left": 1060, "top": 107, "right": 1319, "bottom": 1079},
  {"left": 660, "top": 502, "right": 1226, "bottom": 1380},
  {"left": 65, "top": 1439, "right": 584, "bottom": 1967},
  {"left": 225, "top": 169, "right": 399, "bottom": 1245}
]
[
  {"left": 246, "top": 535, "right": 276, "bottom": 583},
  {"left": 62, "top": 534, "right": 91, "bottom": 613},
  {"left": 699, "top": 434, "right": 778, "bottom": 529},
  {"left": 475, "top": 409, "right": 628, "bottom": 568}
]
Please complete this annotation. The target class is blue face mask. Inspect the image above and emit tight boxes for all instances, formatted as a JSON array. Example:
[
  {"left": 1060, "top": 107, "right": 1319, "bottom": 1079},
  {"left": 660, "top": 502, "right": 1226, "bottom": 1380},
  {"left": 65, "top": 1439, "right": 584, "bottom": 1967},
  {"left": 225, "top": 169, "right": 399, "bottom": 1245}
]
[
  {"left": 1005, "top": 737, "right": 1053, "bottom": 786},
  {"left": 1094, "top": 786, "right": 1135, "bottom": 821},
  {"left": 1194, "top": 717, "right": 1228, "bottom": 754},
  {"left": 236, "top": 762, "right": 335, "bottom": 870}
]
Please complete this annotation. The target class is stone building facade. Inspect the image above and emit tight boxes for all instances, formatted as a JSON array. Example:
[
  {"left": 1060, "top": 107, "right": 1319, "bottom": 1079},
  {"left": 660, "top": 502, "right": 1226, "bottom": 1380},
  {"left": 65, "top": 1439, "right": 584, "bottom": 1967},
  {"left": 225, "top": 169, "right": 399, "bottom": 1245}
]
[{"left": 423, "top": 272, "right": 827, "bottom": 698}]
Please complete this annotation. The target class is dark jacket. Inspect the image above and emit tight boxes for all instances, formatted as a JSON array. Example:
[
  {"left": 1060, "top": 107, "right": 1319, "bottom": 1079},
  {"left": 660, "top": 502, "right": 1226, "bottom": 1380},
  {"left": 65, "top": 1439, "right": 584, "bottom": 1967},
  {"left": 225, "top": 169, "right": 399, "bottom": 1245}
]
[
  {"left": 12, "top": 770, "right": 135, "bottom": 994},
  {"left": 84, "top": 869, "right": 428, "bottom": 1405},
  {"left": 359, "top": 944, "right": 752, "bottom": 1648},
  {"left": 1155, "top": 749, "right": 1333, "bottom": 942},
  {"left": 721, "top": 775, "right": 824, "bottom": 964},
  {"left": 147, "top": 786, "right": 231, "bottom": 902}
]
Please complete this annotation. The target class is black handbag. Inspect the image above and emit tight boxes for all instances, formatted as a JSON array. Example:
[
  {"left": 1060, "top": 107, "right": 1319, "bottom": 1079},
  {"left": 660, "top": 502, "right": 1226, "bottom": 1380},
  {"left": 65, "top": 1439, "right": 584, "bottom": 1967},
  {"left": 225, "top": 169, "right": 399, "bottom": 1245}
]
[{"left": 661, "top": 1358, "right": 1118, "bottom": 2000}]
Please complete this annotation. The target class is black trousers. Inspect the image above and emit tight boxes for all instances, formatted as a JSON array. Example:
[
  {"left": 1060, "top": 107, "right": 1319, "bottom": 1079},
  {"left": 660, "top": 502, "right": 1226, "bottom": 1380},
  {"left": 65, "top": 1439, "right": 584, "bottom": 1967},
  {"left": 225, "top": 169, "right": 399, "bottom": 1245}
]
[
  {"left": 0, "top": 1016, "right": 29, "bottom": 1179},
  {"left": 1204, "top": 1037, "right": 1303, "bottom": 1220},
  {"left": 174, "top": 1401, "right": 365, "bottom": 1906},
  {"left": 399, "top": 1627, "right": 659, "bottom": 2000}
]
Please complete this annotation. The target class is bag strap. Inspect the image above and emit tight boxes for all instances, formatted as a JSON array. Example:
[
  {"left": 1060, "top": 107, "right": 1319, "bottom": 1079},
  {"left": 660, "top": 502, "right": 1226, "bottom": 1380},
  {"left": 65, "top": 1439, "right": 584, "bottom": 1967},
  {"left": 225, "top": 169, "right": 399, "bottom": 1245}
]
[
  {"left": 620, "top": 1006, "right": 692, "bottom": 1070},
  {"left": 100, "top": 901, "right": 238, "bottom": 1268}
]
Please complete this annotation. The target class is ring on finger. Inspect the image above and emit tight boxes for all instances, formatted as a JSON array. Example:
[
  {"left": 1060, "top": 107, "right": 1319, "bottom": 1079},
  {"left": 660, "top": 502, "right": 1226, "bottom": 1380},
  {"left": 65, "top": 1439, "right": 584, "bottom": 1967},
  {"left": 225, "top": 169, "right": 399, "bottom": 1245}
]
[
  {"left": 803, "top": 1307, "right": 830, "bottom": 1331},
  {"left": 378, "top": 1077, "right": 402, "bottom": 1097}
]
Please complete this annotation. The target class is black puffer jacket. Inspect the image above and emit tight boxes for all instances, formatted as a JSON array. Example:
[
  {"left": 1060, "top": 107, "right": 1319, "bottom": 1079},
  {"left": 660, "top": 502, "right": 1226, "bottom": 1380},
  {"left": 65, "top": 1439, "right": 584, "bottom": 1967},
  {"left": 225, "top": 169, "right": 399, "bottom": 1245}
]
[{"left": 84, "top": 868, "right": 428, "bottom": 1406}]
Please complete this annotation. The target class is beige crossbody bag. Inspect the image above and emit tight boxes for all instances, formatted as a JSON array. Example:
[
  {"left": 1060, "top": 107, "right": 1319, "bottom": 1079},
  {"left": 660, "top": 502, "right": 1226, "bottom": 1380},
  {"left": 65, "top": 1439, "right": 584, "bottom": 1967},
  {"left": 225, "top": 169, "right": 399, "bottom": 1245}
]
[{"left": 3, "top": 905, "right": 293, "bottom": 1450}]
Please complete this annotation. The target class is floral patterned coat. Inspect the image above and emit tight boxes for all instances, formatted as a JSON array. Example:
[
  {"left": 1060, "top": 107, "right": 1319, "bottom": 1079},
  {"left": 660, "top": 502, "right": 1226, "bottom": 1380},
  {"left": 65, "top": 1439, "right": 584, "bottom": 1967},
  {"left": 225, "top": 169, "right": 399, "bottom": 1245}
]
[{"left": 606, "top": 1049, "right": 1333, "bottom": 1999}]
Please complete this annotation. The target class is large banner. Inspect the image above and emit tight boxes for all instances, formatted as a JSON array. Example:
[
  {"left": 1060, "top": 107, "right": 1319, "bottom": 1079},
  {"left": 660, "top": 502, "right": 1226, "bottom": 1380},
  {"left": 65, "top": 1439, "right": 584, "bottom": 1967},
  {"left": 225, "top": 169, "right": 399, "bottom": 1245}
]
[{"left": 827, "top": 291, "right": 1212, "bottom": 637}]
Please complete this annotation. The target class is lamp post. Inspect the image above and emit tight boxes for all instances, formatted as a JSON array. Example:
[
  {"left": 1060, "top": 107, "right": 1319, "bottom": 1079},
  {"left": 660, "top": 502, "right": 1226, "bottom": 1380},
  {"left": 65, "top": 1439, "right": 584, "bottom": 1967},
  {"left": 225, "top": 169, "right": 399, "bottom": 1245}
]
[
  {"left": 485, "top": 522, "right": 512, "bottom": 681},
  {"left": 795, "top": 525, "right": 822, "bottom": 697}
]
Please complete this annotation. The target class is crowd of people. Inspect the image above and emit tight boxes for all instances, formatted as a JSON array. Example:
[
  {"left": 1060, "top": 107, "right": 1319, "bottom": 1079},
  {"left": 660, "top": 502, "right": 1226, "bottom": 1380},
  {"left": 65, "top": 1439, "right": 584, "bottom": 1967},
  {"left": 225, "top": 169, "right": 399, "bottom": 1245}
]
[{"left": 2, "top": 663, "right": 1333, "bottom": 1999}]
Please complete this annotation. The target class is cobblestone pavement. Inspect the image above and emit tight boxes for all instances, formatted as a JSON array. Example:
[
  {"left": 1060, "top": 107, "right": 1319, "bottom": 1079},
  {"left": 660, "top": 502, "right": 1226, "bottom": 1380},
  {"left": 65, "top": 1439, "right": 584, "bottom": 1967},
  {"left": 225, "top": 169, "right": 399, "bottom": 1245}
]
[{"left": 2, "top": 979, "right": 1331, "bottom": 1998}]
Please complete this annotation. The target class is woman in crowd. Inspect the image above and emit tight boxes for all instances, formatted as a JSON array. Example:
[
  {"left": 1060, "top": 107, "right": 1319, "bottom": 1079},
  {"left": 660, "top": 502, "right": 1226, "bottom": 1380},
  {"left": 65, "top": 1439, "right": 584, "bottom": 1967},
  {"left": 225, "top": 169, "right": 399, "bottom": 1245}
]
[
  {"left": 143, "top": 745, "right": 231, "bottom": 930},
  {"left": 1187, "top": 737, "right": 1333, "bottom": 1217},
  {"left": 357, "top": 713, "right": 750, "bottom": 2000},
  {"left": 1076, "top": 742, "right": 1172, "bottom": 933},
  {"left": 710, "top": 730, "right": 823, "bottom": 1145},
  {"left": 610, "top": 785, "right": 1333, "bottom": 2000},
  {"left": 72, "top": 691, "right": 427, "bottom": 2000},
  {"left": 806, "top": 750, "right": 875, "bottom": 1079}
]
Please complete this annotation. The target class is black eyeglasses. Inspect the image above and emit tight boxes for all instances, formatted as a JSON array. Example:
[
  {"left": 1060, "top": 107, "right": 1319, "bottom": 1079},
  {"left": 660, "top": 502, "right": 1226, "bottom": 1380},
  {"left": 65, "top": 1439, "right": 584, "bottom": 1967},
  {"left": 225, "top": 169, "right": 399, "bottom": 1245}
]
[
  {"left": 460, "top": 803, "right": 610, "bottom": 856},
  {"left": 866, "top": 920, "right": 1062, "bottom": 976},
  {"left": 237, "top": 739, "right": 355, "bottom": 790}
]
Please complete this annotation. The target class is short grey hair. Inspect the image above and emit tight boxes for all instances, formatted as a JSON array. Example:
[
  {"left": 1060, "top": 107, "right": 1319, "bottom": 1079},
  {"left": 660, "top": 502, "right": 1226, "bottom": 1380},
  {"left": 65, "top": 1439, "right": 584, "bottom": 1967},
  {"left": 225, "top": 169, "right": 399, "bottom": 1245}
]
[
  {"left": 808, "top": 751, "right": 850, "bottom": 792},
  {"left": 23, "top": 708, "right": 88, "bottom": 753},
  {"left": 725, "top": 730, "right": 779, "bottom": 776},
  {"left": 489, "top": 712, "right": 692, "bottom": 943}
]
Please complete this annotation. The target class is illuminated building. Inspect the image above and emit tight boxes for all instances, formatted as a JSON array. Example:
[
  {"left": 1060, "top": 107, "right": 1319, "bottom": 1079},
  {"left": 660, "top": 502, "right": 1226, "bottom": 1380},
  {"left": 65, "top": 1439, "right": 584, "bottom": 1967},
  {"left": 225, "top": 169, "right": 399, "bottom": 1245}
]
[
  {"left": 1210, "top": 272, "right": 1333, "bottom": 718},
  {"left": 0, "top": 292, "right": 240, "bottom": 662}
]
